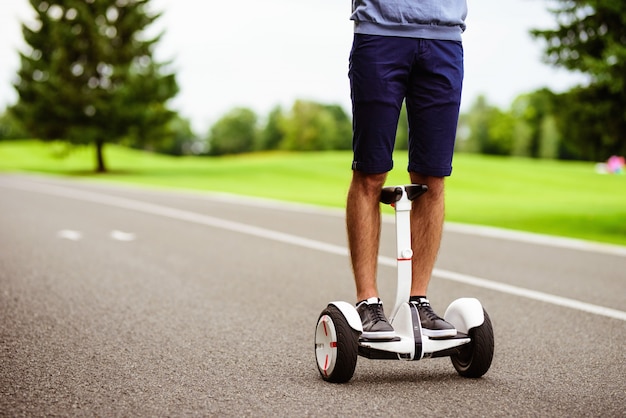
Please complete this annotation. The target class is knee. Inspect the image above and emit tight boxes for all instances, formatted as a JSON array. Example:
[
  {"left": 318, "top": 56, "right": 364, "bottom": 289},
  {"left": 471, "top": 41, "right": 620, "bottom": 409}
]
[
  {"left": 410, "top": 173, "right": 445, "bottom": 197},
  {"left": 351, "top": 171, "right": 387, "bottom": 197}
]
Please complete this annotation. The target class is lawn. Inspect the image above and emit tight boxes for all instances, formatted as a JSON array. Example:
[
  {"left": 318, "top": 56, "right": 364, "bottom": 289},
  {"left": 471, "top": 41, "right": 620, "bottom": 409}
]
[{"left": 1, "top": 140, "right": 625, "bottom": 246}]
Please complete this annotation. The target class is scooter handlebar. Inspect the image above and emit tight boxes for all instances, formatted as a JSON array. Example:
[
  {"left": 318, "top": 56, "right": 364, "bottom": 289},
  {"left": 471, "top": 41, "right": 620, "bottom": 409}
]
[{"left": 380, "top": 184, "right": 428, "bottom": 205}]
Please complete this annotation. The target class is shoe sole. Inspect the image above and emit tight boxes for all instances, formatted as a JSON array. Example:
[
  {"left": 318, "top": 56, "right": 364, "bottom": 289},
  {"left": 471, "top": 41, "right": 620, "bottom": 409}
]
[
  {"left": 422, "top": 328, "right": 457, "bottom": 338},
  {"left": 361, "top": 331, "right": 396, "bottom": 340}
]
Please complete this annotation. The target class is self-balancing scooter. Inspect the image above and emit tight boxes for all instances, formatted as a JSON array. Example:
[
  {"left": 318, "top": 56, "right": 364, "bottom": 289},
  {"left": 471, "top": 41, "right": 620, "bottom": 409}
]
[{"left": 314, "top": 184, "right": 494, "bottom": 383}]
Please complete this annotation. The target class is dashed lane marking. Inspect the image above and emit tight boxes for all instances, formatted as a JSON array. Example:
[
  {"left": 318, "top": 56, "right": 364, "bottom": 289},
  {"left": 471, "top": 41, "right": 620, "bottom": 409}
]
[
  {"left": 110, "top": 230, "right": 136, "bottom": 242},
  {"left": 56, "top": 230, "right": 83, "bottom": 241}
]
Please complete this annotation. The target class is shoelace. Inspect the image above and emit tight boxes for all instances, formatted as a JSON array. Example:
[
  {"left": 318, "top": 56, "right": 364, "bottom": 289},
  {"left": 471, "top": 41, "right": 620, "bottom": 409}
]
[
  {"left": 370, "top": 304, "right": 389, "bottom": 323},
  {"left": 414, "top": 301, "right": 442, "bottom": 321}
]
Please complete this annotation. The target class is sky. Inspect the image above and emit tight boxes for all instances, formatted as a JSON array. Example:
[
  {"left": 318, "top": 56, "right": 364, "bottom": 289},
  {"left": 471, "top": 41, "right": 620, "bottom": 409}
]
[{"left": 0, "top": 0, "right": 588, "bottom": 133}]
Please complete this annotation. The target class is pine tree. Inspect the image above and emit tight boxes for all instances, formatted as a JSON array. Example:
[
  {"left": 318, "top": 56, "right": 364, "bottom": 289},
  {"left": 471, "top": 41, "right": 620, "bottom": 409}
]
[{"left": 13, "top": 0, "right": 178, "bottom": 172}]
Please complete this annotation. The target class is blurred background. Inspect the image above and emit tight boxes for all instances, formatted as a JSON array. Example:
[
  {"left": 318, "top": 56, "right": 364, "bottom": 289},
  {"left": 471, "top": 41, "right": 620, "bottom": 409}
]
[
  {"left": 4, "top": 0, "right": 621, "bottom": 159},
  {"left": 0, "top": 1, "right": 624, "bottom": 247}
]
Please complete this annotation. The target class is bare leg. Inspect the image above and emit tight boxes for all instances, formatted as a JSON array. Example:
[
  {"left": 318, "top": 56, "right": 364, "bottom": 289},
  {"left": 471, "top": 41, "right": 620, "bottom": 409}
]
[
  {"left": 409, "top": 173, "right": 445, "bottom": 296},
  {"left": 346, "top": 170, "right": 387, "bottom": 302}
]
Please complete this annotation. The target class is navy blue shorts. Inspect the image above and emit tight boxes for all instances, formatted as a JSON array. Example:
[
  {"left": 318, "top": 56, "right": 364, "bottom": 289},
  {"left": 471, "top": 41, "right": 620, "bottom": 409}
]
[{"left": 349, "top": 34, "right": 464, "bottom": 176}]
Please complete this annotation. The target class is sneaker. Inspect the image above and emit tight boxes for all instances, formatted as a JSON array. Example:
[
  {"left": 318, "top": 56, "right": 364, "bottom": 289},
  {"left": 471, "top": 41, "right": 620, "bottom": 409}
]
[
  {"left": 412, "top": 298, "right": 457, "bottom": 338},
  {"left": 356, "top": 297, "right": 395, "bottom": 340}
]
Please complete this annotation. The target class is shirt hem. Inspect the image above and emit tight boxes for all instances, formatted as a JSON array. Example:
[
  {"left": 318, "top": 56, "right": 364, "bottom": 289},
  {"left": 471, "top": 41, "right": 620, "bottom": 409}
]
[{"left": 354, "top": 21, "right": 463, "bottom": 42}]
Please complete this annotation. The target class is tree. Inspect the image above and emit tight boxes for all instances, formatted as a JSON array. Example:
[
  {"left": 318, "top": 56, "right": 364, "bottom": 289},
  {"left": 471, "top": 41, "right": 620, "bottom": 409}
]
[
  {"left": 0, "top": 109, "right": 29, "bottom": 140},
  {"left": 510, "top": 89, "right": 559, "bottom": 158},
  {"left": 554, "top": 84, "right": 623, "bottom": 160},
  {"left": 322, "top": 104, "right": 352, "bottom": 150},
  {"left": 531, "top": 0, "right": 626, "bottom": 159},
  {"left": 167, "top": 115, "right": 198, "bottom": 155},
  {"left": 207, "top": 107, "right": 258, "bottom": 156},
  {"left": 149, "top": 114, "right": 197, "bottom": 156},
  {"left": 280, "top": 100, "right": 351, "bottom": 151},
  {"left": 538, "top": 114, "right": 560, "bottom": 159},
  {"left": 257, "top": 105, "right": 285, "bottom": 151},
  {"left": 12, "top": 0, "right": 178, "bottom": 172},
  {"left": 457, "top": 96, "right": 515, "bottom": 156}
]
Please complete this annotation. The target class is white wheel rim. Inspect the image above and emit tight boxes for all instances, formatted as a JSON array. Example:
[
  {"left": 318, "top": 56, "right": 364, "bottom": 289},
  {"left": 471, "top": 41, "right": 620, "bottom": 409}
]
[{"left": 315, "top": 315, "right": 338, "bottom": 378}]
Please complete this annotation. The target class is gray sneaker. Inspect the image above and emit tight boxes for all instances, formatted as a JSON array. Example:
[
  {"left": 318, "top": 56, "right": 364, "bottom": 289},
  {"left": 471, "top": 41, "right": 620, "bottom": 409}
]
[
  {"left": 356, "top": 297, "right": 395, "bottom": 340},
  {"left": 412, "top": 298, "right": 457, "bottom": 338}
]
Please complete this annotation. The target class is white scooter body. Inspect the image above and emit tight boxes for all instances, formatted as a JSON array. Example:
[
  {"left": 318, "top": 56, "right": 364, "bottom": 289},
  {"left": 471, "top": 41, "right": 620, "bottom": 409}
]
[
  {"left": 328, "top": 185, "right": 485, "bottom": 361},
  {"left": 329, "top": 297, "right": 483, "bottom": 361}
]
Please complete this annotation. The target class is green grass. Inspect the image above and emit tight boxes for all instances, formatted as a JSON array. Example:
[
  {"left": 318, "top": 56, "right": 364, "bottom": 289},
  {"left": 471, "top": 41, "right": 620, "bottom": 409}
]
[{"left": 1, "top": 139, "right": 625, "bottom": 246}]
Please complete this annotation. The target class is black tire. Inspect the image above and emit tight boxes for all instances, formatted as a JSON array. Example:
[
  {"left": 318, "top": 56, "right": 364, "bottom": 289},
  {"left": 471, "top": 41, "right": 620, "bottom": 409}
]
[
  {"left": 314, "top": 305, "right": 359, "bottom": 383},
  {"left": 451, "top": 309, "right": 494, "bottom": 378}
]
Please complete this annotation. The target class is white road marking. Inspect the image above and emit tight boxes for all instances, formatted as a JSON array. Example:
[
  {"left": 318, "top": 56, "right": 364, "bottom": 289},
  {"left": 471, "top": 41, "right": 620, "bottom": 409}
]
[
  {"left": 4, "top": 178, "right": 626, "bottom": 321},
  {"left": 110, "top": 230, "right": 136, "bottom": 242},
  {"left": 444, "top": 222, "right": 626, "bottom": 257},
  {"left": 156, "top": 186, "right": 626, "bottom": 257},
  {"left": 57, "top": 229, "right": 83, "bottom": 241},
  {"left": 429, "top": 268, "right": 626, "bottom": 322}
]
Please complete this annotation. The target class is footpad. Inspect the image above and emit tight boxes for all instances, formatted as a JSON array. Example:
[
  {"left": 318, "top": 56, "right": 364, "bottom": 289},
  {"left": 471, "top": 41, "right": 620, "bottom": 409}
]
[
  {"left": 428, "top": 332, "right": 469, "bottom": 341},
  {"left": 359, "top": 336, "right": 401, "bottom": 343}
]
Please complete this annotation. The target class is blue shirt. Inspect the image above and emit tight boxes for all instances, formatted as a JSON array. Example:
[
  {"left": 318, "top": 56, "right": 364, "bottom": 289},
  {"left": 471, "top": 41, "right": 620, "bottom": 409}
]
[{"left": 351, "top": 0, "right": 468, "bottom": 41}]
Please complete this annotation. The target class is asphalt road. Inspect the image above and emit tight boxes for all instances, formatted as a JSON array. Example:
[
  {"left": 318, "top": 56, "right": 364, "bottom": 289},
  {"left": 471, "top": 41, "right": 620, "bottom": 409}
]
[{"left": 1, "top": 174, "right": 624, "bottom": 417}]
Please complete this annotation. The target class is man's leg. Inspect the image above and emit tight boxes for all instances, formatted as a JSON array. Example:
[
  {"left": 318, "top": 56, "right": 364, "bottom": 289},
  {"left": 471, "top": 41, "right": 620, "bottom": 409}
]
[
  {"left": 408, "top": 172, "right": 456, "bottom": 337},
  {"left": 408, "top": 172, "right": 445, "bottom": 296},
  {"left": 346, "top": 170, "right": 396, "bottom": 339},
  {"left": 346, "top": 170, "right": 387, "bottom": 302}
]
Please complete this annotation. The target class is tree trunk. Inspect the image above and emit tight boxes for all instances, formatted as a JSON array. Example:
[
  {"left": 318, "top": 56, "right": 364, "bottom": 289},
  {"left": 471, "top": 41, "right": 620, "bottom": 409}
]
[{"left": 95, "top": 139, "right": 107, "bottom": 173}]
